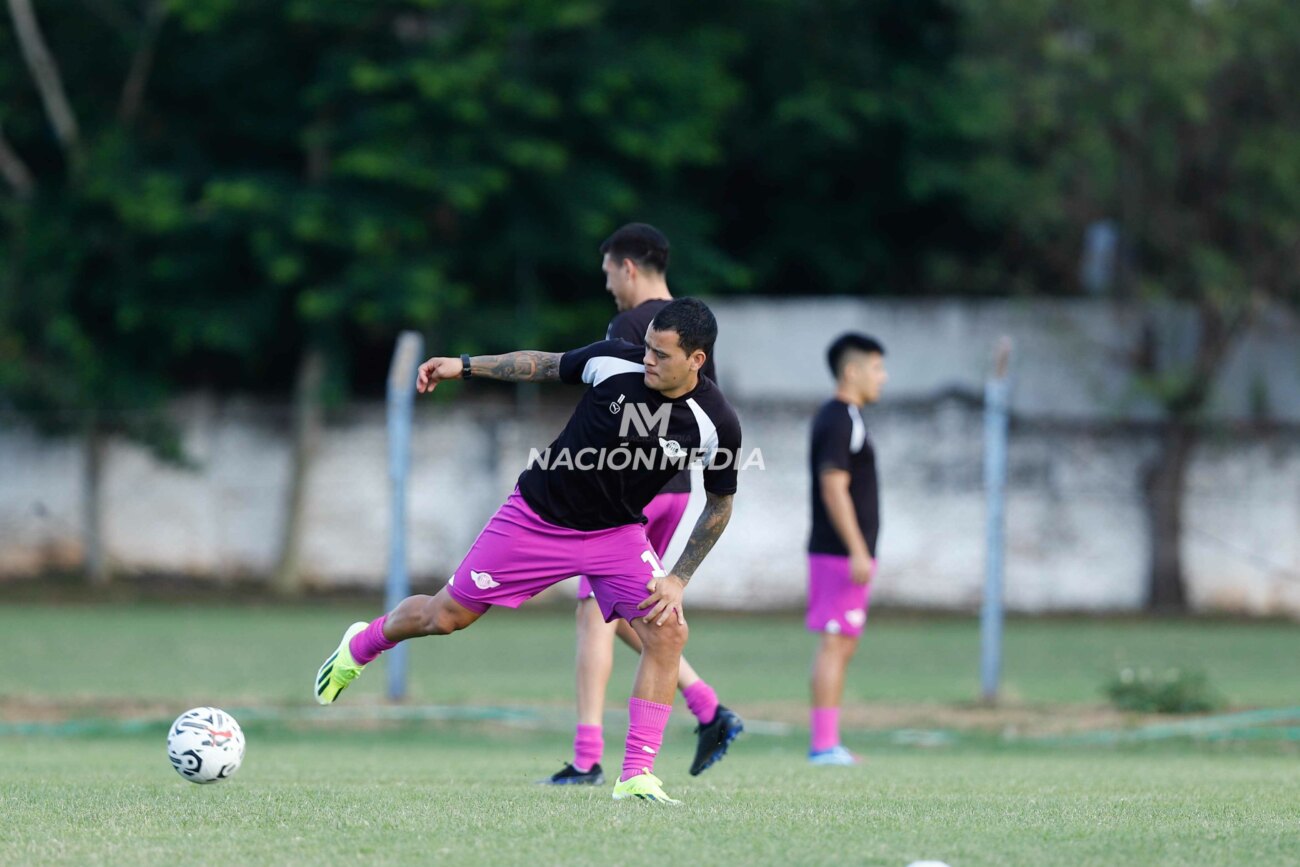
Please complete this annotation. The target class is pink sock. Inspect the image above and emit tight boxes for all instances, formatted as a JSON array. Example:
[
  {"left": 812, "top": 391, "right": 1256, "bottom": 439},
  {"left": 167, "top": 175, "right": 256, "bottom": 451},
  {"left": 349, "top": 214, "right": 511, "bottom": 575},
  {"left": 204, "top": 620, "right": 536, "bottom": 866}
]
[
  {"left": 682, "top": 680, "right": 719, "bottom": 725},
  {"left": 620, "top": 697, "right": 673, "bottom": 782},
  {"left": 573, "top": 724, "right": 603, "bottom": 772},
  {"left": 348, "top": 616, "right": 396, "bottom": 666},
  {"left": 811, "top": 706, "right": 840, "bottom": 752}
]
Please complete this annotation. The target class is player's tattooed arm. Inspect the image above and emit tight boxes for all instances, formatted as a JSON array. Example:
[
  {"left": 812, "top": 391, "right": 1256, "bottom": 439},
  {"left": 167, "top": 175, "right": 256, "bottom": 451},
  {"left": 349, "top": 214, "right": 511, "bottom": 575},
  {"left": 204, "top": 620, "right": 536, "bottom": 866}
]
[
  {"left": 669, "top": 492, "right": 734, "bottom": 585},
  {"left": 468, "top": 351, "right": 562, "bottom": 383},
  {"left": 416, "top": 351, "right": 561, "bottom": 392}
]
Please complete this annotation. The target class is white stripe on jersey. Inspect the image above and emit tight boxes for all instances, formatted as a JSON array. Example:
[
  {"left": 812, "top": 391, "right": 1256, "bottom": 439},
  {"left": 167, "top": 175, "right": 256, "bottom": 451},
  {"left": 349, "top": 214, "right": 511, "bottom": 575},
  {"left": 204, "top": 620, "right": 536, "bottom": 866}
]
[
  {"left": 582, "top": 356, "right": 645, "bottom": 386},
  {"left": 847, "top": 403, "right": 867, "bottom": 454},
  {"left": 684, "top": 397, "right": 720, "bottom": 466}
]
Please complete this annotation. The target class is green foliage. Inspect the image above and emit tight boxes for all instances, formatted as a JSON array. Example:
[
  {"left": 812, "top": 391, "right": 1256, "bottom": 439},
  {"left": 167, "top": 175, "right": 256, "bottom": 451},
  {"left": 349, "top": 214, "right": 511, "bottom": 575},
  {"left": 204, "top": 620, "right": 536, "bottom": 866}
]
[
  {"left": 1106, "top": 666, "right": 1224, "bottom": 715},
  {"left": 3, "top": 0, "right": 1298, "bottom": 425},
  {"left": 950, "top": 0, "right": 1300, "bottom": 310}
]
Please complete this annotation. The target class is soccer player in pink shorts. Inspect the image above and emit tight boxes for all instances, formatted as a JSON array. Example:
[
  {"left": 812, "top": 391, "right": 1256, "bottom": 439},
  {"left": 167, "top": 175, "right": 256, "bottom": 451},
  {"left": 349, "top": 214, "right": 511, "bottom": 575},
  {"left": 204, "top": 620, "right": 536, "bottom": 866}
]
[
  {"left": 314, "top": 297, "right": 742, "bottom": 804},
  {"left": 547, "top": 224, "right": 742, "bottom": 787},
  {"left": 806, "top": 333, "right": 888, "bottom": 766}
]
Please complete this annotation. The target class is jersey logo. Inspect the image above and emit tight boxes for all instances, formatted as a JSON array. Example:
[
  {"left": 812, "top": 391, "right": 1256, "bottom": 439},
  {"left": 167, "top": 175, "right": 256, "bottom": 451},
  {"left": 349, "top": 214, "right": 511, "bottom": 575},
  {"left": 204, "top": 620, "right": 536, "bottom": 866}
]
[
  {"left": 470, "top": 570, "right": 500, "bottom": 590},
  {"left": 609, "top": 394, "right": 625, "bottom": 414},
  {"left": 658, "top": 438, "right": 684, "bottom": 459}
]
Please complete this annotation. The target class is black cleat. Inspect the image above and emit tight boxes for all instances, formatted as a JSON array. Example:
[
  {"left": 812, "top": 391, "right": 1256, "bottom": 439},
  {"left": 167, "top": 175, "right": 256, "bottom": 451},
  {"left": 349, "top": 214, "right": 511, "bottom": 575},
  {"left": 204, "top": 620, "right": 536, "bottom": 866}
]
[
  {"left": 540, "top": 762, "right": 605, "bottom": 786},
  {"left": 690, "top": 705, "right": 744, "bottom": 776}
]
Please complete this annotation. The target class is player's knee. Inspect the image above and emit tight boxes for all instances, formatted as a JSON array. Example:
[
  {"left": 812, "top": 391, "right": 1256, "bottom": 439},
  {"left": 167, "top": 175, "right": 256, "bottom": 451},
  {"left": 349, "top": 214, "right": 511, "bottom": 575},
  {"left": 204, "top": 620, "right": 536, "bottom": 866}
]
[
  {"left": 639, "top": 617, "right": 688, "bottom": 655},
  {"left": 821, "top": 633, "right": 858, "bottom": 660},
  {"left": 415, "top": 599, "right": 473, "bottom": 636}
]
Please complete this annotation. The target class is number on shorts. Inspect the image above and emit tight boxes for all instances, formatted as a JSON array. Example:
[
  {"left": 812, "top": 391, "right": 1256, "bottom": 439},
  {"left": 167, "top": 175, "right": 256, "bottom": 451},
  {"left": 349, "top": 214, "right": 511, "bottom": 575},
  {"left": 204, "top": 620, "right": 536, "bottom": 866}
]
[{"left": 641, "top": 549, "right": 667, "bottom": 579}]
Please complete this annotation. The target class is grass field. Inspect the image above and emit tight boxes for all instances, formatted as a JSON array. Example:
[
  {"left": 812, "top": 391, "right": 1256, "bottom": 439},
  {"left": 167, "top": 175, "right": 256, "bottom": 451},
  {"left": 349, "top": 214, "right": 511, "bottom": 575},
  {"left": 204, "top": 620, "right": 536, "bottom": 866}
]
[{"left": 4, "top": 602, "right": 1300, "bottom": 866}]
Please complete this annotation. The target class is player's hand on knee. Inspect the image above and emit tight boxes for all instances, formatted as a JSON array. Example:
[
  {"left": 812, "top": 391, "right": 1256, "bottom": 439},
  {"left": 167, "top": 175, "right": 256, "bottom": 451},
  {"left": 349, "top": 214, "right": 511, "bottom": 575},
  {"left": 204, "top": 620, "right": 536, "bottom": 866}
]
[{"left": 638, "top": 575, "right": 687, "bottom": 627}]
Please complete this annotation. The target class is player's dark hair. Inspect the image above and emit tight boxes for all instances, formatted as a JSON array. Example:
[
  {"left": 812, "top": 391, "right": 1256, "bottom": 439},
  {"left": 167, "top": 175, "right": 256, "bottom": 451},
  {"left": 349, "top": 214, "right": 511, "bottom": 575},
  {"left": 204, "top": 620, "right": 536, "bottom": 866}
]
[
  {"left": 651, "top": 297, "right": 717, "bottom": 359},
  {"left": 600, "top": 223, "right": 670, "bottom": 274},
  {"left": 827, "top": 332, "right": 885, "bottom": 377}
]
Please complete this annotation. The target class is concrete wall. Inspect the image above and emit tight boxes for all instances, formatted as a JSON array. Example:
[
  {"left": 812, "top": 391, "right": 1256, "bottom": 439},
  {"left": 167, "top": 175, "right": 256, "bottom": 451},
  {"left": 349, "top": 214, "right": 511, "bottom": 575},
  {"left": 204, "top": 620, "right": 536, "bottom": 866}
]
[
  {"left": 711, "top": 298, "right": 1300, "bottom": 421},
  {"left": 2, "top": 299, "right": 1298, "bottom": 616}
]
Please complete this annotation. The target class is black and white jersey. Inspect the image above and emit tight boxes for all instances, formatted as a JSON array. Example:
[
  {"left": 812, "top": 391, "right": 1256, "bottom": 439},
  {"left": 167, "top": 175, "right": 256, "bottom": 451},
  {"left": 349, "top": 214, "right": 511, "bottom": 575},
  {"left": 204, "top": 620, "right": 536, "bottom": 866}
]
[
  {"left": 808, "top": 398, "right": 880, "bottom": 557},
  {"left": 606, "top": 299, "right": 719, "bottom": 494},
  {"left": 516, "top": 340, "right": 742, "bottom": 531}
]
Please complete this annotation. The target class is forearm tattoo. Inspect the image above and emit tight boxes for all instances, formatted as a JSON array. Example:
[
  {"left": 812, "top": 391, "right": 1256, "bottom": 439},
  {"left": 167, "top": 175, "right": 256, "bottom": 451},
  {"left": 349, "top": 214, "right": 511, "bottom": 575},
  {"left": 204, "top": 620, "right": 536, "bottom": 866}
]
[
  {"left": 471, "top": 351, "right": 562, "bottom": 383},
  {"left": 670, "top": 492, "right": 733, "bottom": 584}
]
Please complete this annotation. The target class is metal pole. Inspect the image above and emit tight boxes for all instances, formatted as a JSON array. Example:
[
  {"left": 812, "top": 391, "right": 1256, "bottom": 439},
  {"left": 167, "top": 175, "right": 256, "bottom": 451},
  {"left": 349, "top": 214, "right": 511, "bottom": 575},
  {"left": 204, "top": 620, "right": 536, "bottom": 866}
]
[
  {"left": 980, "top": 338, "right": 1012, "bottom": 704},
  {"left": 385, "top": 331, "right": 424, "bottom": 702}
]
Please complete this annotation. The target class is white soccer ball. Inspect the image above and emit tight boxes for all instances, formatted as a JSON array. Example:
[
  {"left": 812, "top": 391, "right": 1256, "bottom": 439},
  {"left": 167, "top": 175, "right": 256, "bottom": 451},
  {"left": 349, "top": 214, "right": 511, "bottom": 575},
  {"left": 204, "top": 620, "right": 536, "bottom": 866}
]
[{"left": 166, "top": 707, "right": 245, "bottom": 784}]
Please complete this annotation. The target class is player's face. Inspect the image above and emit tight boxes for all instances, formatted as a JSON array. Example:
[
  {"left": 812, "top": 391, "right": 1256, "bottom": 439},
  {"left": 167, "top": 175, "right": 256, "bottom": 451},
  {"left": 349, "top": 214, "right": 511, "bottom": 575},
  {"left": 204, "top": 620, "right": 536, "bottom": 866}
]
[
  {"left": 643, "top": 327, "right": 701, "bottom": 396},
  {"left": 852, "top": 352, "right": 888, "bottom": 403},
  {"left": 602, "top": 253, "right": 634, "bottom": 312}
]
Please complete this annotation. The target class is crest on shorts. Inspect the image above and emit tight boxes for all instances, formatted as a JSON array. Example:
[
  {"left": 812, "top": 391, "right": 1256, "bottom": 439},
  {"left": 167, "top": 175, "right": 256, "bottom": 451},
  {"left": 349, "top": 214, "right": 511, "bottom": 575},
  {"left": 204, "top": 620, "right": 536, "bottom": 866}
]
[{"left": 470, "top": 570, "right": 499, "bottom": 590}]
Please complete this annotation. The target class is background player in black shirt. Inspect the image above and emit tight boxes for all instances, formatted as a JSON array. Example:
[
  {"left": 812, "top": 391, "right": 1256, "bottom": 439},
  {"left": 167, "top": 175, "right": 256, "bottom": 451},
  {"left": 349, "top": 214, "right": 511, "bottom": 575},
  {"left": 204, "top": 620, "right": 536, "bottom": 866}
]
[
  {"left": 806, "top": 333, "right": 888, "bottom": 766},
  {"left": 546, "top": 224, "right": 742, "bottom": 788}
]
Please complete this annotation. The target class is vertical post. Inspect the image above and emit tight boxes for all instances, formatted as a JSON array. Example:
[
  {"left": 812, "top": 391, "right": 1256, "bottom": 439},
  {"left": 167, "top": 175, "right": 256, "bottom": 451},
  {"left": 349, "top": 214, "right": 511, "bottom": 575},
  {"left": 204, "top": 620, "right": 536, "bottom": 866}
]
[
  {"left": 386, "top": 331, "right": 424, "bottom": 702},
  {"left": 981, "top": 338, "right": 1013, "bottom": 704}
]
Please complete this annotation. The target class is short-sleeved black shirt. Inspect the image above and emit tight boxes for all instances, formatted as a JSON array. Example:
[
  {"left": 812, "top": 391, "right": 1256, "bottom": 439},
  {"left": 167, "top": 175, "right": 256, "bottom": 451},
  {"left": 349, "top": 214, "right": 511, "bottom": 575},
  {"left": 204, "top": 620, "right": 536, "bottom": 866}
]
[
  {"left": 606, "top": 299, "right": 719, "bottom": 494},
  {"left": 516, "top": 339, "right": 742, "bottom": 531},
  {"left": 808, "top": 399, "right": 880, "bottom": 557}
]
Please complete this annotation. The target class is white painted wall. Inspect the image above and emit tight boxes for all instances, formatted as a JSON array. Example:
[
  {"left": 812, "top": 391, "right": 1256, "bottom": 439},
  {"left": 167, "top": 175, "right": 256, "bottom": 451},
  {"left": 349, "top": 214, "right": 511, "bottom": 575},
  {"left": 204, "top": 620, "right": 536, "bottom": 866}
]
[{"left": 2, "top": 299, "right": 1297, "bottom": 616}]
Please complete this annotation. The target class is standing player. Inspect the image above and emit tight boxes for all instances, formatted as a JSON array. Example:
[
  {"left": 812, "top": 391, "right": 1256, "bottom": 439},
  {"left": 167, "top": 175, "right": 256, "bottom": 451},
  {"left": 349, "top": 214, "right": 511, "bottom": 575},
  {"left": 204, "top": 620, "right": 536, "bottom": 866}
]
[
  {"left": 806, "top": 333, "right": 887, "bottom": 765},
  {"left": 545, "top": 224, "right": 743, "bottom": 787},
  {"left": 314, "top": 298, "right": 741, "bottom": 804}
]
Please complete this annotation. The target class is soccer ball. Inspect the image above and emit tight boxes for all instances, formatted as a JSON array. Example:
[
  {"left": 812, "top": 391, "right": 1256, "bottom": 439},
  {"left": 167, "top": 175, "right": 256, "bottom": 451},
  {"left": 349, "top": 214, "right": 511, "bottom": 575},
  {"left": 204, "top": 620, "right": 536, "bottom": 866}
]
[{"left": 166, "top": 707, "right": 245, "bottom": 784}]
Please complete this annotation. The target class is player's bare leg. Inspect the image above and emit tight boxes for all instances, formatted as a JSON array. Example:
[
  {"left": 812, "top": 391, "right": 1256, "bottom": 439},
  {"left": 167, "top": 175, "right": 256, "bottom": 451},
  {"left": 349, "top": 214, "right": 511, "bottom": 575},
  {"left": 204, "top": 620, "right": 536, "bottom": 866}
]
[
  {"left": 577, "top": 599, "right": 618, "bottom": 728},
  {"left": 628, "top": 614, "right": 685, "bottom": 708},
  {"left": 315, "top": 588, "right": 482, "bottom": 704},
  {"left": 809, "top": 632, "right": 860, "bottom": 764},
  {"left": 384, "top": 587, "right": 483, "bottom": 638},
  {"left": 545, "top": 597, "right": 618, "bottom": 784}
]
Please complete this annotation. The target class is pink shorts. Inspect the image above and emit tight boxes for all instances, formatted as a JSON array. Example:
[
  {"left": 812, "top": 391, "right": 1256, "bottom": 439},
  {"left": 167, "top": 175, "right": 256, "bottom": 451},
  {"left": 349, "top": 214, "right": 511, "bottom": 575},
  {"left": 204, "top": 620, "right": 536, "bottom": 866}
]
[
  {"left": 576, "top": 491, "right": 690, "bottom": 600},
  {"left": 806, "top": 553, "right": 872, "bottom": 638},
  {"left": 446, "top": 489, "right": 662, "bottom": 623}
]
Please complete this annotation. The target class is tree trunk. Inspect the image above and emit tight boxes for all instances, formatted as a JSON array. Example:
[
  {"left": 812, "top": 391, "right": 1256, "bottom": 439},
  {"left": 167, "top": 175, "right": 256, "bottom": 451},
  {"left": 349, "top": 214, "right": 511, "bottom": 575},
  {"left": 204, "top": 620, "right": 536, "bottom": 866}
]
[
  {"left": 83, "top": 422, "right": 110, "bottom": 587},
  {"left": 270, "top": 348, "right": 325, "bottom": 596},
  {"left": 7, "top": 0, "right": 81, "bottom": 158},
  {"left": 1141, "top": 421, "right": 1194, "bottom": 612},
  {"left": 0, "top": 120, "right": 35, "bottom": 198}
]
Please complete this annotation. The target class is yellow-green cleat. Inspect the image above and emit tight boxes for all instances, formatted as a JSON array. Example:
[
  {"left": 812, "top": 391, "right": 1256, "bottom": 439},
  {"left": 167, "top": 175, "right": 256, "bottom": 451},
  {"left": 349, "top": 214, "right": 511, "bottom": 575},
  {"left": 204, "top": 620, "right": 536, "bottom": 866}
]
[
  {"left": 314, "top": 622, "right": 369, "bottom": 705},
  {"left": 611, "top": 770, "right": 681, "bottom": 804}
]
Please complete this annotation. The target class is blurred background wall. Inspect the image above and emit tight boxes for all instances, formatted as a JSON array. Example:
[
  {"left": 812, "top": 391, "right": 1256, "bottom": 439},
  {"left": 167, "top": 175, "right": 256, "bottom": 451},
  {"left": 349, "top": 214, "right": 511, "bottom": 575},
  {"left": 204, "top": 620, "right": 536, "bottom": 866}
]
[{"left": 4, "top": 298, "right": 1297, "bottom": 614}]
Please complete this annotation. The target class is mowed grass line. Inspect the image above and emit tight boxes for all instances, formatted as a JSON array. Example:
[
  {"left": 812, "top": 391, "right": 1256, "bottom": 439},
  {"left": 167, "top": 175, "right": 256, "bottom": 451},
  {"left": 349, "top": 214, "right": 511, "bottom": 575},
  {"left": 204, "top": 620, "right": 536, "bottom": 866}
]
[
  {"left": 2, "top": 727, "right": 1297, "bottom": 867},
  {"left": 5, "top": 604, "right": 1300, "bottom": 709}
]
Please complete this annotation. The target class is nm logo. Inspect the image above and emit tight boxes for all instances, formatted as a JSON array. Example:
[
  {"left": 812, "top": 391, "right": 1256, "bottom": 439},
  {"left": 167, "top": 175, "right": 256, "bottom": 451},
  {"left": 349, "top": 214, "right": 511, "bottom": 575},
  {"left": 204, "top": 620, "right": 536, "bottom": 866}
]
[{"left": 618, "top": 402, "right": 672, "bottom": 438}]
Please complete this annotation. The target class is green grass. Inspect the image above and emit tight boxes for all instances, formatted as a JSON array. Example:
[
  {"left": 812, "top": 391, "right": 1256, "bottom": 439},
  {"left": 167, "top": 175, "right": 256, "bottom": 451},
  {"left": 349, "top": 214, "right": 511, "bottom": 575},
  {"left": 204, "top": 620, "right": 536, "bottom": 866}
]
[
  {"left": 3, "top": 727, "right": 1297, "bottom": 866},
  {"left": 4, "top": 603, "right": 1300, "bottom": 865},
  {"left": 6, "top": 604, "right": 1300, "bottom": 707}
]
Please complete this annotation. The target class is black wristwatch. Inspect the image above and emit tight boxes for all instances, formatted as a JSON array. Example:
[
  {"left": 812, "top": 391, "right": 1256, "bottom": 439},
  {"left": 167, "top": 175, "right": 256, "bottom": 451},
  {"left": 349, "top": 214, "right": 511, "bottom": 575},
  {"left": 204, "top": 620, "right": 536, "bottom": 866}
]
[{"left": 460, "top": 354, "right": 472, "bottom": 379}]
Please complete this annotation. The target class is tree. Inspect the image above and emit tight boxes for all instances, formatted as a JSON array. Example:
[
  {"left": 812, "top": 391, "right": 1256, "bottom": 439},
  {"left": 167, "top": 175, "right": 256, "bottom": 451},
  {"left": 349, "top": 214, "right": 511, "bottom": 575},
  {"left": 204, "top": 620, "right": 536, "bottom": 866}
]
[{"left": 948, "top": 0, "right": 1300, "bottom": 609}]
